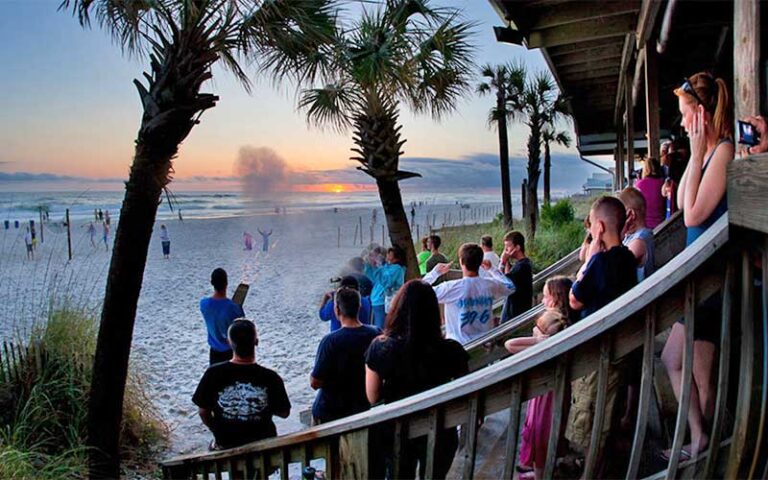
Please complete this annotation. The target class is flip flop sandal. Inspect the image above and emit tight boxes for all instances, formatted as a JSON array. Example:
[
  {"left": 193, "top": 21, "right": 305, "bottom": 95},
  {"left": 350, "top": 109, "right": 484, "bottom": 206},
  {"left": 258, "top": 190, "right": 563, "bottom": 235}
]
[{"left": 661, "top": 448, "right": 692, "bottom": 462}]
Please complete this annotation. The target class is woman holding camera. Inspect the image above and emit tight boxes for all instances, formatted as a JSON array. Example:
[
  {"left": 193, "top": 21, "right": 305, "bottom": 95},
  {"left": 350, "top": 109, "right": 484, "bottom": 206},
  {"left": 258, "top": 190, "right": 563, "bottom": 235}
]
[{"left": 661, "top": 71, "right": 733, "bottom": 461}]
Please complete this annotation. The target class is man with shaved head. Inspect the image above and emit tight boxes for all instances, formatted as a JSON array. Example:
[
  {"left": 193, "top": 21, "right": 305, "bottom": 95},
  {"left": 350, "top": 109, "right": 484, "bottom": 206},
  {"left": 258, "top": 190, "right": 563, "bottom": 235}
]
[{"left": 566, "top": 195, "right": 637, "bottom": 469}]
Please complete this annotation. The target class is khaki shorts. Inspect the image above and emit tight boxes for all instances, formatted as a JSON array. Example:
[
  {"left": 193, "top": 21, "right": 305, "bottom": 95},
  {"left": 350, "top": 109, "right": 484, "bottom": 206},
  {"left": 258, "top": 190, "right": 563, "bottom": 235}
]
[{"left": 565, "top": 361, "right": 623, "bottom": 453}]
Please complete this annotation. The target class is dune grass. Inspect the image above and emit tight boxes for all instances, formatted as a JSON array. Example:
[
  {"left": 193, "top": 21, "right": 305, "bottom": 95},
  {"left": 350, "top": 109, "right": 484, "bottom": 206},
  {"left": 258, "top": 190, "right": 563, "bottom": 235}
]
[
  {"left": 433, "top": 195, "right": 602, "bottom": 273},
  {"left": 0, "top": 306, "right": 168, "bottom": 479}
]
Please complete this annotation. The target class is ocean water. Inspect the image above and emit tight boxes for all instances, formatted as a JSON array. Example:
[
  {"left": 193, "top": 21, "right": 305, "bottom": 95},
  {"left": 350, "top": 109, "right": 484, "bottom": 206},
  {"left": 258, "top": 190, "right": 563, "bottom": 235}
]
[{"left": 0, "top": 190, "right": 520, "bottom": 224}]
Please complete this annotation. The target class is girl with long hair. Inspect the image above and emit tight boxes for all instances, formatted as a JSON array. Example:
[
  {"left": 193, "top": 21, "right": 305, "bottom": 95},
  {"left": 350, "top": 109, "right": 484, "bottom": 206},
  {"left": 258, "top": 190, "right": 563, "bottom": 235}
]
[
  {"left": 366, "top": 280, "right": 468, "bottom": 479},
  {"left": 661, "top": 71, "right": 734, "bottom": 461},
  {"left": 505, "top": 276, "right": 573, "bottom": 479}
]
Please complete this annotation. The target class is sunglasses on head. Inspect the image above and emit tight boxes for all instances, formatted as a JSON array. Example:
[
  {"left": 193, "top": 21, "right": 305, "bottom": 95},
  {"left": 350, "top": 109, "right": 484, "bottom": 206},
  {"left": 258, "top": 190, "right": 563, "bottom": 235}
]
[{"left": 680, "top": 77, "right": 711, "bottom": 112}]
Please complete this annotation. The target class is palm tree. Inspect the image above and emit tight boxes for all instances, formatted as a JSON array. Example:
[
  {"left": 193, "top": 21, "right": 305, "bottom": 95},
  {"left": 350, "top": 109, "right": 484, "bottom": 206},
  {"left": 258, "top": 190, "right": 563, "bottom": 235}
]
[
  {"left": 507, "top": 70, "right": 568, "bottom": 240},
  {"left": 477, "top": 63, "right": 525, "bottom": 228},
  {"left": 60, "top": 1, "right": 337, "bottom": 477},
  {"left": 299, "top": 0, "right": 475, "bottom": 279},
  {"left": 541, "top": 127, "right": 571, "bottom": 206}
]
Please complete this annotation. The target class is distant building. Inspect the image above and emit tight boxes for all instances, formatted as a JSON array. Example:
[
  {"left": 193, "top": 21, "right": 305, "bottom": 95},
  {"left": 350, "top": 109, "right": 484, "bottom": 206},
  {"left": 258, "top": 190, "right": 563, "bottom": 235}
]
[{"left": 583, "top": 172, "right": 613, "bottom": 194}]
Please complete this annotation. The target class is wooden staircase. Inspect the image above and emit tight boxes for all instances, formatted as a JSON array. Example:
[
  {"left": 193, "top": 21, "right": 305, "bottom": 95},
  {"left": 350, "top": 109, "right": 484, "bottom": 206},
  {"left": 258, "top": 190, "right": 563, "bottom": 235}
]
[{"left": 161, "top": 156, "right": 768, "bottom": 480}]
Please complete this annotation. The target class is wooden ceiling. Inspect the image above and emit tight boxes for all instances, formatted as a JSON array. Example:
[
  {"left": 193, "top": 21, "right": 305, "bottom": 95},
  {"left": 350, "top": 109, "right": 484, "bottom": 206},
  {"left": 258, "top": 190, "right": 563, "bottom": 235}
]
[{"left": 490, "top": 0, "right": 642, "bottom": 150}]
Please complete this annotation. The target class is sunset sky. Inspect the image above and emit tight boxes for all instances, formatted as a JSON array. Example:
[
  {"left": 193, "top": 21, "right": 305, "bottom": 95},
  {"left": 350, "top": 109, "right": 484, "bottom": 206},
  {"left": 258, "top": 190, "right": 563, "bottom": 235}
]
[{"left": 0, "top": 0, "right": 606, "bottom": 193}]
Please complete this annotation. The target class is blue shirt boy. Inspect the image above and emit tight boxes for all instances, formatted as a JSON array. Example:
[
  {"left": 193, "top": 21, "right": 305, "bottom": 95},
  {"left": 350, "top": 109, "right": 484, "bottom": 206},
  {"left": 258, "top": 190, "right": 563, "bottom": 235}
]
[{"left": 200, "top": 297, "right": 245, "bottom": 352}]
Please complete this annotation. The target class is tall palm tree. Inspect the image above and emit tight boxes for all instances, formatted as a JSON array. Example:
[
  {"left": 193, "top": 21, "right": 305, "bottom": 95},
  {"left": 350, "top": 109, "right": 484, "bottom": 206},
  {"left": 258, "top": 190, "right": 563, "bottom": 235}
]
[
  {"left": 299, "top": 0, "right": 474, "bottom": 279},
  {"left": 508, "top": 70, "right": 568, "bottom": 240},
  {"left": 477, "top": 63, "right": 525, "bottom": 228},
  {"left": 541, "top": 127, "right": 571, "bottom": 206},
  {"left": 60, "top": 1, "right": 337, "bottom": 477}
]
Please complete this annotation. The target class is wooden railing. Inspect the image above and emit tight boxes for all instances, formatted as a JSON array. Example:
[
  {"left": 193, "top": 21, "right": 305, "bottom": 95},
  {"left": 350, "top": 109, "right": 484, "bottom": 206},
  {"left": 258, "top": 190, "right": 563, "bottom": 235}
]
[
  {"left": 464, "top": 210, "right": 686, "bottom": 371},
  {"left": 162, "top": 206, "right": 767, "bottom": 479}
]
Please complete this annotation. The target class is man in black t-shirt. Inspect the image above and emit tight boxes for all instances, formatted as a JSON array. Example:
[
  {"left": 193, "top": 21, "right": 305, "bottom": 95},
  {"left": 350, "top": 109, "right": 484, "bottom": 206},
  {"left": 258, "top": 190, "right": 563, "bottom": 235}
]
[
  {"left": 193, "top": 319, "right": 290, "bottom": 450},
  {"left": 499, "top": 231, "right": 533, "bottom": 323},
  {"left": 311, "top": 288, "right": 380, "bottom": 423}
]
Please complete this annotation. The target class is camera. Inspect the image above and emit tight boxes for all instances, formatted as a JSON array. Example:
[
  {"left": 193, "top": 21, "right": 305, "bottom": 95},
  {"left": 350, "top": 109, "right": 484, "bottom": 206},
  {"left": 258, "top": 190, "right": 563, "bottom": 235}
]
[{"left": 738, "top": 120, "right": 760, "bottom": 146}]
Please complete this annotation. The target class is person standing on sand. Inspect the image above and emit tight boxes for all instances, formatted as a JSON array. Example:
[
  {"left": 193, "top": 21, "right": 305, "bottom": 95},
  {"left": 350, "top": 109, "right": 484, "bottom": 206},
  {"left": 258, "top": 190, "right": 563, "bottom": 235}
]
[
  {"left": 24, "top": 227, "right": 34, "bottom": 260},
  {"left": 87, "top": 222, "right": 96, "bottom": 248},
  {"left": 243, "top": 231, "right": 253, "bottom": 251},
  {"left": 102, "top": 221, "right": 110, "bottom": 251},
  {"left": 193, "top": 319, "right": 290, "bottom": 450},
  {"left": 200, "top": 268, "right": 245, "bottom": 365},
  {"left": 257, "top": 228, "right": 272, "bottom": 252},
  {"left": 160, "top": 224, "right": 171, "bottom": 259}
]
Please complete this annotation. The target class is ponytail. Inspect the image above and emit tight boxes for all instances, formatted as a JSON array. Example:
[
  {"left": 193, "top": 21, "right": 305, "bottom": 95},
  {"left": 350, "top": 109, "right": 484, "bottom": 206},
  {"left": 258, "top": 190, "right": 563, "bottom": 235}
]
[
  {"left": 675, "top": 72, "right": 733, "bottom": 141},
  {"left": 713, "top": 77, "right": 733, "bottom": 140}
]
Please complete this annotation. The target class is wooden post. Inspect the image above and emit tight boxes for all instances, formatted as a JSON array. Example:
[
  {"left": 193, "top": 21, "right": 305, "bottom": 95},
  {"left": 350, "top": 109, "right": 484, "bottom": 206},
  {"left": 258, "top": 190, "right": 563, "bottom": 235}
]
[
  {"left": 625, "top": 75, "right": 634, "bottom": 188},
  {"left": 733, "top": 0, "right": 761, "bottom": 130},
  {"left": 65, "top": 208, "right": 72, "bottom": 261},
  {"left": 358, "top": 217, "right": 363, "bottom": 246},
  {"left": 337, "top": 226, "right": 341, "bottom": 248},
  {"left": 645, "top": 40, "right": 660, "bottom": 174},
  {"left": 38, "top": 207, "right": 44, "bottom": 243},
  {"left": 381, "top": 225, "right": 385, "bottom": 246},
  {"left": 416, "top": 224, "right": 420, "bottom": 240},
  {"left": 353, "top": 223, "right": 359, "bottom": 246},
  {"left": 339, "top": 429, "right": 369, "bottom": 480}
]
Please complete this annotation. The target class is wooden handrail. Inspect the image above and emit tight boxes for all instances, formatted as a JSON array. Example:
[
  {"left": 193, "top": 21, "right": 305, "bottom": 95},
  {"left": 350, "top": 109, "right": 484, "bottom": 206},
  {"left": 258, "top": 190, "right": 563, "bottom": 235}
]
[
  {"left": 162, "top": 214, "right": 724, "bottom": 479},
  {"left": 463, "top": 211, "right": 685, "bottom": 371}
]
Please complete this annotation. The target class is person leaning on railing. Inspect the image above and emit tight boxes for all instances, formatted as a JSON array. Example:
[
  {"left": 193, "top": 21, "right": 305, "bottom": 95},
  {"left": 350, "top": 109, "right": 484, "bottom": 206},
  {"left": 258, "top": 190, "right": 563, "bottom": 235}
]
[{"left": 661, "top": 71, "right": 734, "bottom": 462}]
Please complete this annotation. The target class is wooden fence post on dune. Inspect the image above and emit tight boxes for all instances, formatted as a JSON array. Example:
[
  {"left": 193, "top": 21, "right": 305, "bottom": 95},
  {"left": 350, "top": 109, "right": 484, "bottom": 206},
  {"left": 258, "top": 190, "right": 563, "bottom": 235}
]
[
  {"left": 66, "top": 208, "right": 72, "bottom": 261},
  {"left": 338, "top": 226, "right": 341, "bottom": 248}
]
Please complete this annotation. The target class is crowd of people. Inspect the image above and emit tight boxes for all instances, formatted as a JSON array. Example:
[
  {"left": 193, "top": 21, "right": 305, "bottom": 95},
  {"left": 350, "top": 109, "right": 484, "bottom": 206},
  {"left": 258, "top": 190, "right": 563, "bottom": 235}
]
[{"left": 187, "top": 70, "right": 760, "bottom": 478}]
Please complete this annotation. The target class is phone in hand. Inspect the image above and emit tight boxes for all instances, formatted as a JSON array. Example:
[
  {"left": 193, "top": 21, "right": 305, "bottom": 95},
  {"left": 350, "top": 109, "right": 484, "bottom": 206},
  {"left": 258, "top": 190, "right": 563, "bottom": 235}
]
[
  {"left": 738, "top": 120, "right": 760, "bottom": 146},
  {"left": 232, "top": 283, "right": 249, "bottom": 306}
]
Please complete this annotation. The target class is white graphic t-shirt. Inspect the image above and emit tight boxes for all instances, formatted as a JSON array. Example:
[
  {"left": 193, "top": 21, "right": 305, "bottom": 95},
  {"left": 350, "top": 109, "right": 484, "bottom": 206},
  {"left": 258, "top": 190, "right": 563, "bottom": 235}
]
[{"left": 423, "top": 266, "right": 515, "bottom": 344}]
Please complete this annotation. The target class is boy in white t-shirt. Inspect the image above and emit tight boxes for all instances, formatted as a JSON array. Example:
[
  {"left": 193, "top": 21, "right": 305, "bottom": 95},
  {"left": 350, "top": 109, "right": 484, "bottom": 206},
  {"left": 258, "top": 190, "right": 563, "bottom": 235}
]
[{"left": 423, "top": 243, "right": 515, "bottom": 344}]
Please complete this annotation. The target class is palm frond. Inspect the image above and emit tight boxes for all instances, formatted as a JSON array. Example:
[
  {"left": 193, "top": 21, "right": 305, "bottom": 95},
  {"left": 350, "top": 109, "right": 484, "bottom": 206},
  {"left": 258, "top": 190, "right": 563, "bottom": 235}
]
[
  {"left": 298, "top": 82, "right": 358, "bottom": 133},
  {"left": 241, "top": 0, "right": 340, "bottom": 85}
]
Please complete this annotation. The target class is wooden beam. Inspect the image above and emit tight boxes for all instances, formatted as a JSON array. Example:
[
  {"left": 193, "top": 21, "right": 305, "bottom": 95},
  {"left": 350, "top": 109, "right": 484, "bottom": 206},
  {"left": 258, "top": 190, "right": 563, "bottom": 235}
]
[
  {"left": 625, "top": 74, "right": 634, "bottom": 186},
  {"left": 547, "top": 37, "right": 619, "bottom": 56},
  {"left": 560, "top": 66, "right": 620, "bottom": 83},
  {"left": 727, "top": 154, "right": 768, "bottom": 235},
  {"left": 644, "top": 40, "right": 660, "bottom": 161},
  {"left": 558, "top": 58, "right": 623, "bottom": 75},
  {"left": 635, "top": 0, "right": 663, "bottom": 49},
  {"left": 526, "top": 1, "right": 640, "bottom": 30},
  {"left": 549, "top": 44, "right": 623, "bottom": 65},
  {"left": 527, "top": 13, "right": 636, "bottom": 49},
  {"left": 614, "top": 33, "right": 636, "bottom": 125},
  {"left": 733, "top": 0, "right": 760, "bottom": 127}
]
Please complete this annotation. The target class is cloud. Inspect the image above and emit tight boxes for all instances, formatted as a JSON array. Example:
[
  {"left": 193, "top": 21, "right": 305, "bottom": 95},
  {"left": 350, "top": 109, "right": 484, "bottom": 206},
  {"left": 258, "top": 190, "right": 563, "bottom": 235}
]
[{"left": 0, "top": 172, "right": 122, "bottom": 183}]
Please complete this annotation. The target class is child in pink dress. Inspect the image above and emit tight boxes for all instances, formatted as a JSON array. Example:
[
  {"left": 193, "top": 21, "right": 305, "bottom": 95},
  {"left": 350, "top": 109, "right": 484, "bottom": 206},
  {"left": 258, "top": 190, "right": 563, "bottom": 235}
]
[{"left": 504, "top": 276, "right": 573, "bottom": 480}]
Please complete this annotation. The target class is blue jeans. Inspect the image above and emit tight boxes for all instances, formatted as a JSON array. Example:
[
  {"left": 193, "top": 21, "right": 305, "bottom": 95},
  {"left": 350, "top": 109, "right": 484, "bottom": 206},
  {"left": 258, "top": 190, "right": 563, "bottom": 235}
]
[{"left": 373, "top": 305, "right": 386, "bottom": 329}]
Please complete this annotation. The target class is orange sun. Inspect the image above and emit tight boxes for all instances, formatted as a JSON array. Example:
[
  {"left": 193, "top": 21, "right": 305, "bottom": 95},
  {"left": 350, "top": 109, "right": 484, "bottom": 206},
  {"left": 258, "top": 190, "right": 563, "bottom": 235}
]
[{"left": 330, "top": 184, "right": 345, "bottom": 193}]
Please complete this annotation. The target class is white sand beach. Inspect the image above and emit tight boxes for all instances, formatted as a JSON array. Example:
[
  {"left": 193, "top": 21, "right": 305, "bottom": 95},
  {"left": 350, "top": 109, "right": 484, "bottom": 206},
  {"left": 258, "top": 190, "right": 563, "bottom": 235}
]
[{"left": 0, "top": 198, "right": 502, "bottom": 456}]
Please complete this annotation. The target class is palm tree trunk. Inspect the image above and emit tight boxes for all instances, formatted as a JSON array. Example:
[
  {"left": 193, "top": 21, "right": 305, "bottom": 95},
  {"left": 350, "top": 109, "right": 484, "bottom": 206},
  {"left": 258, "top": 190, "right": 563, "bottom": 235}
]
[
  {"left": 376, "top": 178, "right": 420, "bottom": 279},
  {"left": 525, "top": 120, "right": 542, "bottom": 241},
  {"left": 86, "top": 27, "right": 217, "bottom": 476},
  {"left": 543, "top": 140, "right": 551, "bottom": 207},
  {"left": 497, "top": 97, "right": 513, "bottom": 228},
  {"left": 87, "top": 144, "right": 170, "bottom": 478}
]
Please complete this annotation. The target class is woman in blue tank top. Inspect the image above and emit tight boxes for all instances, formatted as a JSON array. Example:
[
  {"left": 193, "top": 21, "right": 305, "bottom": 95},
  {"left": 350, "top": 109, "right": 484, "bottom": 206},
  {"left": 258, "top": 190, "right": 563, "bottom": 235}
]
[{"left": 661, "top": 72, "right": 734, "bottom": 461}]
